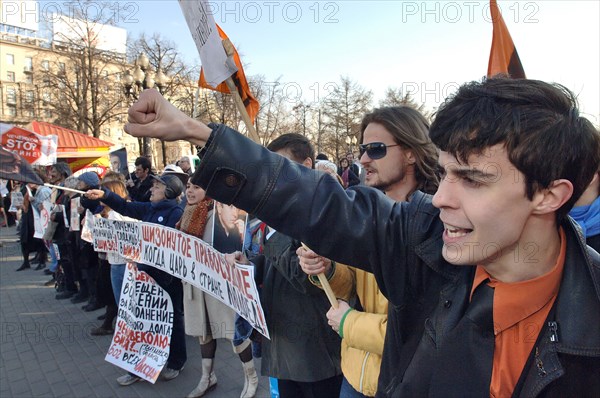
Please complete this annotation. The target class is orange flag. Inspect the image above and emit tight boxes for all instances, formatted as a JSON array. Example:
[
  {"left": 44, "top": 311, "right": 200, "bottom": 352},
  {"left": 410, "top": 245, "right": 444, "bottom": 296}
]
[
  {"left": 199, "top": 25, "right": 259, "bottom": 124},
  {"left": 487, "top": 0, "right": 526, "bottom": 78}
]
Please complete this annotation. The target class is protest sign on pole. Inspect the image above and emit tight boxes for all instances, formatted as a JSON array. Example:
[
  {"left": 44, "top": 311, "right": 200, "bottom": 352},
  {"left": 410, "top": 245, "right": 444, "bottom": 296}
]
[
  {"left": 93, "top": 218, "right": 269, "bottom": 338},
  {"left": 105, "top": 263, "right": 173, "bottom": 383},
  {"left": 178, "top": 0, "right": 237, "bottom": 87},
  {"left": 0, "top": 123, "right": 58, "bottom": 166},
  {"left": 33, "top": 200, "right": 52, "bottom": 239}
]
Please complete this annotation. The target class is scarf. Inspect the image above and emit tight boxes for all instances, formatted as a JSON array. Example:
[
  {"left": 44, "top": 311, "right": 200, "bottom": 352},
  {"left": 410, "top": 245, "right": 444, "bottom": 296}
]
[
  {"left": 176, "top": 198, "right": 213, "bottom": 238},
  {"left": 341, "top": 168, "right": 350, "bottom": 188},
  {"left": 569, "top": 195, "right": 600, "bottom": 238}
]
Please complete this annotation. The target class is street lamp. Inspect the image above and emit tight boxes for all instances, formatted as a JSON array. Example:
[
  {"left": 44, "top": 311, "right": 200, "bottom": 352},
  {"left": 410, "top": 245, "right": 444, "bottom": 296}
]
[{"left": 123, "top": 52, "right": 169, "bottom": 158}]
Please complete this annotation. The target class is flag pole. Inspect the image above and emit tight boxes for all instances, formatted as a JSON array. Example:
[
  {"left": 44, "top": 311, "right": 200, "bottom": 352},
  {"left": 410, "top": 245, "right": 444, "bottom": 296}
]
[
  {"left": 221, "top": 38, "right": 261, "bottom": 144},
  {"left": 44, "top": 183, "right": 86, "bottom": 195},
  {"left": 302, "top": 243, "right": 339, "bottom": 309}
]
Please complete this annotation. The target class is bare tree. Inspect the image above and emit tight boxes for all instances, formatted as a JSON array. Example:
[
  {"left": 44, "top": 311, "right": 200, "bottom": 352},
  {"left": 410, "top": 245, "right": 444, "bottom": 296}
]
[
  {"left": 37, "top": 0, "right": 126, "bottom": 138},
  {"left": 129, "top": 33, "right": 198, "bottom": 164},
  {"left": 250, "top": 75, "right": 295, "bottom": 146},
  {"left": 321, "top": 76, "right": 372, "bottom": 161},
  {"left": 379, "top": 87, "right": 431, "bottom": 120}
]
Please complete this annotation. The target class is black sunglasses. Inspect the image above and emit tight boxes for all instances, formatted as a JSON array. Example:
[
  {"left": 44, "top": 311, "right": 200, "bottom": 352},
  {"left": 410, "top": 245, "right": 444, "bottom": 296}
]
[{"left": 359, "top": 142, "right": 400, "bottom": 160}]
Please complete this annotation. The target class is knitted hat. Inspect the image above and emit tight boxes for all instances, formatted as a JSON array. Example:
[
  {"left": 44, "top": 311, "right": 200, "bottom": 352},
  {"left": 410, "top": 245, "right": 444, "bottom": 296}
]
[{"left": 77, "top": 171, "right": 100, "bottom": 188}]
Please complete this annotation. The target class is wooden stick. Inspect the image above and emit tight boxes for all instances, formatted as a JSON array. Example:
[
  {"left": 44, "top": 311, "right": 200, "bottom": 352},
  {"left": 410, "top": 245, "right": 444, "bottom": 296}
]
[
  {"left": 44, "top": 183, "right": 86, "bottom": 194},
  {"left": 302, "top": 243, "right": 338, "bottom": 309},
  {"left": 221, "top": 38, "right": 261, "bottom": 144}
]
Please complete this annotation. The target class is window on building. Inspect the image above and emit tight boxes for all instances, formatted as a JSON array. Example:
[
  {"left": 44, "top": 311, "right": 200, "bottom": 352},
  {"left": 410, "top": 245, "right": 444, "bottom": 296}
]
[
  {"left": 6, "top": 71, "right": 15, "bottom": 82},
  {"left": 41, "top": 60, "right": 49, "bottom": 70},
  {"left": 6, "top": 54, "right": 15, "bottom": 65},
  {"left": 24, "top": 74, "right": 33, "bottom": 84},
  {"left": 44, "top": 109, "right": 52, "bottom": 118},
  {"left": 25, "top": 109, "right": 34, "bottom": 118},
  {"left": 6, "top": 88, "right": 17, "bottom": 104},
  {"left": 7, "top": 107, "right": 17, "bottom": 116},
  {"left": 24, "top": 57, "right": 33, "bottom": 70},
  {"left": 25, "top": 91, "right": 34, "bottom": 102},
  {"left": 43, "top": 91, "right": 51, "bottom": 102},
  {"left": 59, "top": 62, "right": 66, "bottom": 73}
]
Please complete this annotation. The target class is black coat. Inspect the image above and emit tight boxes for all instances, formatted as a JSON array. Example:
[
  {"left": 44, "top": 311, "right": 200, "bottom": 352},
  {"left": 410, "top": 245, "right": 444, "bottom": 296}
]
[
  {"left": 251, "top": 232, "right": 341, "bottom": 382},
  {"left": 193, "top": 124, "right": 600, "bottom": 397}
]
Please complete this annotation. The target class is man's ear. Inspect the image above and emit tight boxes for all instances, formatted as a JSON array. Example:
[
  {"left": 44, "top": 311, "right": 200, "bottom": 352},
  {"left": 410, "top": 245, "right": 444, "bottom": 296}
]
[
  {"left": 303, "top": 158, "right": 313, "bottom": 169},
  {"left": 404, "top": 149, "right": 416, "bottom": 165},
  {"left": 531, "top": 179, "right": 573, "bottom": 215}
]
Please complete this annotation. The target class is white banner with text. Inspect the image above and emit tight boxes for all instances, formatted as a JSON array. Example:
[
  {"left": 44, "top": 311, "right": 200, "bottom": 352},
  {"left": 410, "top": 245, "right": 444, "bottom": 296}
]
[{"left": 92, "top": 218, "right": 269, "bottom": 338}]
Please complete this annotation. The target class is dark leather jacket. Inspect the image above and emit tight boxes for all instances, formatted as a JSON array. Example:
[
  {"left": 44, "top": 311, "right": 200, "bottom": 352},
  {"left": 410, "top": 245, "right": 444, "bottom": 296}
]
[
  {"left": 193, "top": 125, "right": 600, "bottom": 397},
  {"left": 253, "top": 232, "right": 342, "bottom": 381}
]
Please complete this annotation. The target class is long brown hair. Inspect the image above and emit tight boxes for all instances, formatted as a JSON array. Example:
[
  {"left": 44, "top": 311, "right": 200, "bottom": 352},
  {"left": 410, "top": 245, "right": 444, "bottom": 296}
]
[{"left": 100, "top": 180, "right": 129, "bottom": 217}]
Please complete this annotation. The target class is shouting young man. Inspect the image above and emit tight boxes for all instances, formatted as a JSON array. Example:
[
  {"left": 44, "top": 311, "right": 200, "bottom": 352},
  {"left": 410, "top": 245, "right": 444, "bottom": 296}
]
[{"left": 124, "top": 77, "right": 599, "bottom": 397}]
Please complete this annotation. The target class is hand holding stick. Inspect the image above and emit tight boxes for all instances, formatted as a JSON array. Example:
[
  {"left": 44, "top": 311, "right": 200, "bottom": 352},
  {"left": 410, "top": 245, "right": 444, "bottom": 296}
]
[{"left": 300, "top": 243, "right": 338, "bottom": 309}]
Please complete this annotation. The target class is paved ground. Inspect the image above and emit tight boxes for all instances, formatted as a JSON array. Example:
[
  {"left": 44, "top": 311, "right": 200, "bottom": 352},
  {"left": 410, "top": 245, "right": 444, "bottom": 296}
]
[{"left": 0, "top": 226, "right": 271, "bottom": 398}]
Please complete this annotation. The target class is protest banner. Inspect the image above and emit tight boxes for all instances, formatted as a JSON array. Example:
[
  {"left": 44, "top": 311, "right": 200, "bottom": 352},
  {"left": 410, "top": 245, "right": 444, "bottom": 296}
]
[
  {"left": 80, "top": 210, "right": 95, "bottom": 243},
  {"left": 93, "top": 217, "right": 142, "bottom": 263},
  {"left": 8, "top": 191, "right": 23, "bottom": 212},
  {"left": 0, "top": 123, "right": 58, "bottom": 166},
  {"left": 93, "top": 218, "right": 269, "bottom": 338},
  {"left": 33, "top": 200, "right": 52, "bottom": 239},
  {"left": 0, "top": 179, "right": 8, "bottom": 197},
  {"left": 70, "top": 197, "right": 80, "bottom": 231},
  {"left": 105, "top": 263, "right": 173, "bottom": 383}
]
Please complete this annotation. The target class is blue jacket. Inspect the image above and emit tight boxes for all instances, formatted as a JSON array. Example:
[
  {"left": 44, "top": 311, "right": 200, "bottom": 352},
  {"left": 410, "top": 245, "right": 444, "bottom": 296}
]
[{"left": 100, "top": 189, "right": 182, "bottom": 228}]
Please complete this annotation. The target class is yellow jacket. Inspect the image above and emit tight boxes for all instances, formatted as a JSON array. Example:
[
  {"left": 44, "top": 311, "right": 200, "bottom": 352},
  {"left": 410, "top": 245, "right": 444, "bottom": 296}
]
[{"left": 311, "top": 263, "right": 388, "bottom": 397}]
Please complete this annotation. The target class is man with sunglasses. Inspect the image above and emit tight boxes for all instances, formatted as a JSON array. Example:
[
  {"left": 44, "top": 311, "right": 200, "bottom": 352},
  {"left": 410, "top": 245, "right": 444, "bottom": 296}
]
[
  {"left": 299, "top": 106, "right": 440, "bottom": 397},
  {"left": 124, "top": 78, "right": 600, "bottom": 396},
  {"left": 358, "top": 107, "right": 440, "bottom": 201}
]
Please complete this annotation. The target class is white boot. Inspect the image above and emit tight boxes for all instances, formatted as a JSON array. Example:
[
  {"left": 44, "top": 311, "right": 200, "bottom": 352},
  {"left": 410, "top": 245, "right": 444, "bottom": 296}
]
[
  {"left": 186, "top": 358, "right": 217, "bottom": 398},
  {"left": 240, "top": 360, "right": 258, "bottom": 398}
]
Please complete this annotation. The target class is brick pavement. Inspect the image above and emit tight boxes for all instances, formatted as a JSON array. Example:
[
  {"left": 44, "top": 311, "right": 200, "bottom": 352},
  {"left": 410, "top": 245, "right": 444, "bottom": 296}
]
[{"left": 0, "top": 226, "right": 271, "bottom": 398}]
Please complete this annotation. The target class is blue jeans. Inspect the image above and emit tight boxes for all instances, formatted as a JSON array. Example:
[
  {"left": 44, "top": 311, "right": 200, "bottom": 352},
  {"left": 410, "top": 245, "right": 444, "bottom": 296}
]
[
  {"left": 45, "top": 241, "right": 58, "bottom": 272},
  {"left": 110, "top": 264, "right": 126, "bottom": 303},
  {"left": 340, "top": 376, "right": 370, "bottom": 398}
]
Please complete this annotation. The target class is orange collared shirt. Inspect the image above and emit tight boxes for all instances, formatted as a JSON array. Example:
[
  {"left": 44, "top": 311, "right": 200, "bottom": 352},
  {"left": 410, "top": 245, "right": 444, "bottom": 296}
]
[{"left": 471, "top": 228, "right": 566, "bottom": 398}]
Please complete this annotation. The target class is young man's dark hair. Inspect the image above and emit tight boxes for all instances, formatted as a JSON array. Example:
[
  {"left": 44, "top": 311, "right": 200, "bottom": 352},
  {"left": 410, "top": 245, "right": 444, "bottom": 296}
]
[
  {"left": 316, "top": 153, "right": 329, "bottom": 161},
  {"left": 267, "top": 133, "right": 315, "bottom": 168},
  {"left": 134, "top": 156, "right": 151, "bottom": 172},
  {"left": 122, "top": 78, "right": 600, "bottom": 397},
  {"left": 430, "top": 77, "right": 600, "bottom": 221}
]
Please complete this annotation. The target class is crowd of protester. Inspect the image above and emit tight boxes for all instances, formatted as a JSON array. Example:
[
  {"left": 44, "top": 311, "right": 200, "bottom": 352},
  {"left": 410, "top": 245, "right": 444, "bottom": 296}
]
[{"left": 5, "top": 76, "right": 600, "bottom": 397}]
